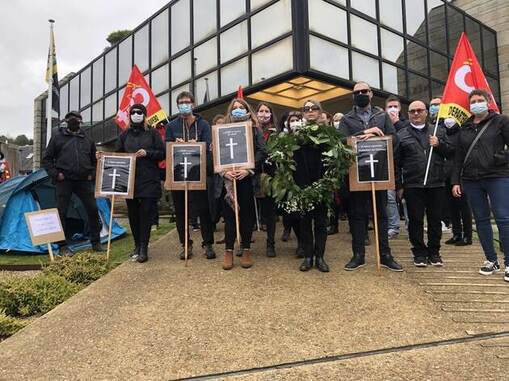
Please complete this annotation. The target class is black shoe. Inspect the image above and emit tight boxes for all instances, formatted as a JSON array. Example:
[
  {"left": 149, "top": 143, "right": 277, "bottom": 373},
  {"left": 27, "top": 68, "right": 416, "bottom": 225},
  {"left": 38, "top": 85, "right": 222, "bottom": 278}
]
[
  {"left": 204, "top": 245, "right": 216, "bottom": 259},
  {"left": 266, "top": 246, "right": 276, "bottom": 258},
  {"left": 380, "top": 254, "right": 403, "bottom": 272},
  {"left": 327, "top": 225, "right": 339, "bottom": 236},
  {"left": 479, "top": 260, "right": 500, "bottom": 275},
  {"left": 129, "top": 245, "right": 140, "bottom": 259},
  {"left": 179, "top": 245, "right": 193, "bottom": 260},
  {"left": 137, "top": 245, "right": 148, "bottom": 263},
  {"left": 344, "top": 254, "right": 365, "bottom": 271},
  {"left": 295, "top": 246, "right": 305, "bottom": 258},
  {"left": 299, "top": 257, "right": 313, "bottom": 272},
  {"left": 281, "top": 228, "right": 291, "bottom": 242},
  {"left": 91, "top": 242, "right": 105, "bottom": 252},
  {"left": 191, "top": 224, "right": 200, "bottom": 232},
  {"left": 315, "top": 257, "right": 330, "bottom": 272},
  {"left": 429, "top": 254, "right": 444, "bottom": 267},
  {"left": 455, "top": 237, "right": 472, "bottom": 246},
  {"left": 445, "top": 235, "right": 462, "bottom": 245},
  {"left": 413, "top": 256, "right": 428, "bottom": 267}
]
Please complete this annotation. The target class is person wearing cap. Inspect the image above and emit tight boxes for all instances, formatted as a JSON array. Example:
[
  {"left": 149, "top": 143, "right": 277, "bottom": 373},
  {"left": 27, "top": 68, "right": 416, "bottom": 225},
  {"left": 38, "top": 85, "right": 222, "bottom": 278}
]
[
  {"left": 113, "top": 103, "right": 165, "bottom": 263},
  {"left": 43, "top": 111, "right": 104, "bottom": 254}
]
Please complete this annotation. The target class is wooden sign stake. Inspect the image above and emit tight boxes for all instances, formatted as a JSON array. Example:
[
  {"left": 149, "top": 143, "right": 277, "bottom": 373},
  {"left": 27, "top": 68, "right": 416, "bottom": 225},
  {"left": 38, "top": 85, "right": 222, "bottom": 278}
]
[
  {"left": 232, "top": 167, "right": 241, "bottom": 247},
  {"left": 184, "top": 181, "right": 189, "bottom": 266},
  {"left": 106, "top": 194, "right": 115, "bottom": 261},
  {"left": 47, "top": 243, "right": 55, "bottom": 262},
  {"left": 371, "top": 182, "right": 381, "bottom": 274}
]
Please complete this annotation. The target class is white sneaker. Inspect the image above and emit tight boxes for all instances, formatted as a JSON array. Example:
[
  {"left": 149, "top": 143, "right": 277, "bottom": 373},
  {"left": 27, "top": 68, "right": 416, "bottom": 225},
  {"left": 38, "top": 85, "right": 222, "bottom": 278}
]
[{"left": 479, "top": 260, "right": 500, "bottom": 275}]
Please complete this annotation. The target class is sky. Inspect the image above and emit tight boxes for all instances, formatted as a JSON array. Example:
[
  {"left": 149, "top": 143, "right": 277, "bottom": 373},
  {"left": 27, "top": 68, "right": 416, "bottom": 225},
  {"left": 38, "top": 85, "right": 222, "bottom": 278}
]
[{"left": 0, "top": 0, "right": 168, "bottom": 139}]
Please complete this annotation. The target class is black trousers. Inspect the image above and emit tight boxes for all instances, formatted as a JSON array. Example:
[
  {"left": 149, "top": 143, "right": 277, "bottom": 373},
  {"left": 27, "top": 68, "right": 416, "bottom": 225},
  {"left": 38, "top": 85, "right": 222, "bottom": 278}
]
[
  {"left": 404, "top": 187, "right": 444, "bottom": 257},
  {"left": 300, "top": 204, "right": 328, "bottom": 258},
  {"left": 55, "top": 180, "right": 101, "bottom": 244},
  {"left": 259, "top": 196, "right": 276, "bottom": 247},
  {"left": 171, "top": 190, "right": 214, "bottom": 248},
  {"left": 223, "top": 178, "right": 255, "bottom": 250},
  {"left": 126, "top": 197, "right": 157, "bottom": 246},
  {"left": 447, "top": 183, "right": 473, "bottom": 239}
]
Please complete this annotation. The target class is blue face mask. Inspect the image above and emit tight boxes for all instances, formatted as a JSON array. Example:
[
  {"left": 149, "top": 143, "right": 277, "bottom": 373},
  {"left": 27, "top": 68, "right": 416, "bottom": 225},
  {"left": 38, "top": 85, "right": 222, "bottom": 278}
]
[
  {"left": 231, "top": 108, "right": 247, "bottom": 119},
  {"left": 429, "top": 104, "right": 440, "bottom": 116},
  {"left": 178, "top": 103, "right": 193, "bottom": 115},
  {"left": 470, "top": 101, "right": 488, "bottom": 116}
]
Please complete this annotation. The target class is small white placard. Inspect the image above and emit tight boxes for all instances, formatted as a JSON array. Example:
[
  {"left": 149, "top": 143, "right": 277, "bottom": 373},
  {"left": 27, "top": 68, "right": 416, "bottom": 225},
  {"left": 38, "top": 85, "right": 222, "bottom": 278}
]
[{"left": 24, "top": 208, "right": 65, "bottom": 246}]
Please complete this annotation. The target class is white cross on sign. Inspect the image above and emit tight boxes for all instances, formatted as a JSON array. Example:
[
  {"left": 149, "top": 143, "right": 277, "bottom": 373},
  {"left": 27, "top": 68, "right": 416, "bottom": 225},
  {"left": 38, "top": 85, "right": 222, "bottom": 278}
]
[
  {"left": 180, "top": 157, "right": 192, "bottom": 180},
  {"left": 225, "top": 138, "right": 238, "bottom": 159},
  {"left": 366, "top": 154, "right": 379, "bottom": 179},
  {"left": 108, "top": 168, "right": 121, "bottom": 190}
]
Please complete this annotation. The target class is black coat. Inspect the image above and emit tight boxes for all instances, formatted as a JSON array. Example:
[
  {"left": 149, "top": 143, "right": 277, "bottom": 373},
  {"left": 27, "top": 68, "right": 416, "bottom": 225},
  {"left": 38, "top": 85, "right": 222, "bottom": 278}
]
[
  {"left": 116, "top": 127, "right": 165, "bottom": 198},
  {"left": 444, "top": 123, "right": 460, "bottom": 180},
  {"left": 339, "top": 105, "right": 397, "bottom": 138},
  {"left": 396, "top": 124, "right": 453, "bottom": 189},
  {"left": 43, "top": 127, "right": 96, "bottom": 181},
  {"left": 293, "top": 144, "right": 325, "bottom": 188},
  {"left": 452, "top": 111, "right": 509, "bottom": 184}
]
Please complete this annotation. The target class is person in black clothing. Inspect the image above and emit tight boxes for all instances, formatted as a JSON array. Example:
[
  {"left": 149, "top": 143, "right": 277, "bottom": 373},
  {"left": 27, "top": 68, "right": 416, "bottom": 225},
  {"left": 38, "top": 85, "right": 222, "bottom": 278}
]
[
  {"left": 396, "top": 100, "right": 453, "bottom": 267},
  {"left": 339, "top": 81, "right": 402, "bottom": 272},
  {"left": 113, "top": 103, "right": 165, "bottom": 263},
  {"left": 166, "top": 91, "right": 216, "bottom": 260},
  {"left": 297, "top": 99, "right": 330, "bottom": 272},
  {"left": 43, "top": 111, "right": 103, "bottom": 255}
]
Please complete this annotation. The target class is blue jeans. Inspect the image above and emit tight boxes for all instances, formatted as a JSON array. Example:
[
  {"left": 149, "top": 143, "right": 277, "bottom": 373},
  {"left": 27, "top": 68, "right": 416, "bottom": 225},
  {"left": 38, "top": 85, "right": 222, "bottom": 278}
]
[
  {"left": 463, "top": 178, "right": 509, "bottom": 266},
  {"left": 387, "top": 190, "right": 400, "bottom": 233}
]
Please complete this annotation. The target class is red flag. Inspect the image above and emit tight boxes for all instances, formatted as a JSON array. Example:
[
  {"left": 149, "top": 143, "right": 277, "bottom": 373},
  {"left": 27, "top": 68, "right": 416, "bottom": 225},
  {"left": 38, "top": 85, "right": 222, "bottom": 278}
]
[
  {"left": 438, "top": 33, "right": 499, "bottom": 126},
  {"left": 236, "top": 85, "right": 244, "bottom": 99},
  {"left": 115, "top": 65, "right": 168, "bottom": 130}
]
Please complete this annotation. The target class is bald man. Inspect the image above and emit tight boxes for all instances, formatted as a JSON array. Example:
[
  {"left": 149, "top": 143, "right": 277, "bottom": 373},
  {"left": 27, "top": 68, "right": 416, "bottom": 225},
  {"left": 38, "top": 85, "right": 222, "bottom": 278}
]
[{"left": 396, "top": 100, "right": 453, "bottom": 267}]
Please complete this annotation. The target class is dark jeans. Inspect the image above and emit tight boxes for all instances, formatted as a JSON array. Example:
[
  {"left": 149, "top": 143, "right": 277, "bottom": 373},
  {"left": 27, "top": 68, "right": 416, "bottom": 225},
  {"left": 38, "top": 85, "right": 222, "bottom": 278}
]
[
  {"left": 171, "top": 190, "right": 214, "bottom": 248},
  {"left": 300, "top": 204, "right": 328, "bottom": 258},
  {"left": 404, "top": 187, "right": 444, "bottom": 258},
  {"left": 447, "top": 182, "right": 472, "bottom": 238},
  {"left": 126, "top": 197, "right": 157, "bottom": 246},
  {"left": 259, "top": 196, "right": 276, "bottom": 247},
  {"left": 346, "top": 190, "right": 391, "bottom": 256},
  {"left": 463, "top": 178, "right": 509, "bottom": 266},
  {"left": 223, "top": 178, "right": 255, "bottom": 250},
  {"left": 55, "top": 180, "right": 101, "bottom": 244}
]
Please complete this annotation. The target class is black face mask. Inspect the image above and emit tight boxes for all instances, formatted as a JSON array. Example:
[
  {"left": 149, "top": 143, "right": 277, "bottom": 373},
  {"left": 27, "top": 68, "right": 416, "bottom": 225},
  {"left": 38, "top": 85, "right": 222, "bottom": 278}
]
[
  {"left": 354, "top": 93, "right": 370, "bottom": 108},
  {"left": 67, "top": 117, "right": 81, "bottom": 131}
]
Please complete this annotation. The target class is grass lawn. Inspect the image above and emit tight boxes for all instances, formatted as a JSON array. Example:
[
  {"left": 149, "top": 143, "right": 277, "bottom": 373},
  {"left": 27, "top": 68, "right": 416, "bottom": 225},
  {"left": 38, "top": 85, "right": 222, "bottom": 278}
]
[{"left": 0, "top": 223, "right": 174, "bottom": 267}]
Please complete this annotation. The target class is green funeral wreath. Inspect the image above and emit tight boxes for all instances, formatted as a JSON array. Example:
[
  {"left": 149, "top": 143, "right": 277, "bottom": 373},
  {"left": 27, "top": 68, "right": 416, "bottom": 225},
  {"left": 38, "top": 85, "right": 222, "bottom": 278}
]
[{"left": 264, "top": 122, "right": 354, "bottom": 213}]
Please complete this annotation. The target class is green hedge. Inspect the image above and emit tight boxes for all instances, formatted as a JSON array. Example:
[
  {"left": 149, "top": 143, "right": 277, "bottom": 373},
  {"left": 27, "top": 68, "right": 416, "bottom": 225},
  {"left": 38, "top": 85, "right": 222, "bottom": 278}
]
[
  {"left": 0, "top": 310, "right": 27, "bottom": 338},
  {"left": 43, "top": 252, "right": 112, "bottom": 286}
]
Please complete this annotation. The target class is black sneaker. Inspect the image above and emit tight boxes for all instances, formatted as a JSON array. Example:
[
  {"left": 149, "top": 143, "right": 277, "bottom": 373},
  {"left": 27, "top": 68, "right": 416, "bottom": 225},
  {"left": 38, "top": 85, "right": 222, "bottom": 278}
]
[
  {"left": 479, "top": 260, "right": 500, "bottom": 275},
  {"left": 445, "top": 235, "right": 462, "bottom": 245},
  {"left": 295, "top": 246, "right": 305, "bottom": 258},
  {"left": 179, "top": 246, "right": 193, "bottom": 260},
  {"left": 344, "top": 254, "right": 365, "bottom": 271},
  {"left": 455, "top": 237, "right": 472, "bottom": 246},
  {"left": 413, "top": 256, "right": 428, "bottom": 267},
  {"left": 429, "top": 254, "right": 444, "bottom": 267},
  {"left": 266, "top": 246, "right": 276, "bottom": 258},
  {"left": 380, "top": 254, "right": 403, "bottom": 272},
  {"left": 204, "top": 245, "right": 216, "bottom": 259}
]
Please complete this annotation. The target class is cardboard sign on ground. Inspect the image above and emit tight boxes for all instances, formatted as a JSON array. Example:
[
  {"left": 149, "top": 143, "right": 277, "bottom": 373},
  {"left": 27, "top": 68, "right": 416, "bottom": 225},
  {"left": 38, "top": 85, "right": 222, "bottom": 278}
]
[
  {"left": 95, "top": 153, "right": 136, "bottom": 199},
  {"left": 212, "top": 122, "right": 255, "bottom": 173},
  {"left": 165, "top": 142, "right": 207, "bottom": 190},
  {"left": 24, "top": 208, "right": 65, "bottom": 246}
]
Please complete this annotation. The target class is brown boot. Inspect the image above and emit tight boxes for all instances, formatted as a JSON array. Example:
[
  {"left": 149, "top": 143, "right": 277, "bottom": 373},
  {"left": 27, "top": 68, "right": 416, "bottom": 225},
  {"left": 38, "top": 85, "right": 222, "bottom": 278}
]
[
  {"left": 223, "top": 250, "right": 234, "bottom": 270},
  {"left": 240, "top": 249, "right": 254, "bottom": 268}
]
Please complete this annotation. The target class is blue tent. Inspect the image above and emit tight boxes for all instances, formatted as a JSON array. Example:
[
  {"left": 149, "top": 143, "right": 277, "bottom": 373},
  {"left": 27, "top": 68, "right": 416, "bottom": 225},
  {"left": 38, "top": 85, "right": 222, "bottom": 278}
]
[{"left": 0, "top": 169, "right": 126, "bottom": 254}]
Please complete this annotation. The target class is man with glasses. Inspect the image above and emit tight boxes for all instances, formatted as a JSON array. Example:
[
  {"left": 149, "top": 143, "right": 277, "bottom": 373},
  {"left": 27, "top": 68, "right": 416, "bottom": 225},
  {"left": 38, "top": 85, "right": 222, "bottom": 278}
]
[
  {"left": 166, "top": 91, "right": 216, "bottom": 260},
  {"left": 396, "top": 100, "right": 453, "bottom": 267},
  {"left": 339, "top": 81, "right": 402, "bottom": 272}
]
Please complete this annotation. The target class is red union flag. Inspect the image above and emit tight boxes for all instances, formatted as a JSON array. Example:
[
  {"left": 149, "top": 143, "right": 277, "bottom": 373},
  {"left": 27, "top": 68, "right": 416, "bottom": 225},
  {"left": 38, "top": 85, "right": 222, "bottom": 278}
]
[
  {"left": 438, "top": 33, "right": 499, "bottom": 126},
  {"left": 115, "top": 65, "right": 167, "bottom": 129}
]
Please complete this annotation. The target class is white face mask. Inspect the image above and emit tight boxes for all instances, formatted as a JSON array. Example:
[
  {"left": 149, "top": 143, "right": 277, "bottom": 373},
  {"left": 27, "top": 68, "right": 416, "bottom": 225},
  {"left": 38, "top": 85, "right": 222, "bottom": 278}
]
[
  {"left": 333, "top": 121, "right": 340, "bottom": 128},
  {"left": 387, "top": 106, "right": 399, "bottom": 114},
  {"left": 130, "top": 114, "right": 145, "bottom": 124},
  {"left": 289, "top": 121, "right": 302, "bottom": 131}
]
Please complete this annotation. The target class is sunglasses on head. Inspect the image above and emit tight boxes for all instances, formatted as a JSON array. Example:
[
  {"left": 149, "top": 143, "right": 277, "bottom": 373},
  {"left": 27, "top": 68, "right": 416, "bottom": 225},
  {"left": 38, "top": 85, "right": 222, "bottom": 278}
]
[
  {"left": 130, "top": 110, "right": 144, "bottom": 115},
  {"left": 353, "top": 89, "right": 370, "bottom": 95},
  {"left": 303, "top": 105, "right": 320, "bottom": 112}
]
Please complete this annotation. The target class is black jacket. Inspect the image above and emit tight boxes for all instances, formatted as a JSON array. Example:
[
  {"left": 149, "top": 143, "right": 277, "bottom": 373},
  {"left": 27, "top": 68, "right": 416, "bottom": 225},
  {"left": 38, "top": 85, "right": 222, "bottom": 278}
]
[
  {"left": 165, "top": 113, "right": 211, "bottom": 147},
  {"left": 293, "top": 144, "right": 325, "bottom": 188},
  {"left": 394, "top": 117, "right": 410, "bottom": 132},
  {"left": 43, "top": 127, "right": 97, "bottom": 181},
  {"left": 452, "top": 111, "right": 509, "bottom": 184},
  {"left": 116, "top": 127, "right": 165, "bottom": 198},
  {"left": 444, "top": 123, "right": 460, "bottom": 180},
  {"left": 339, "top": 105, "right": 397, "bottom": 138},
  {"left": 396, "top": 124, "right": 453, "bottom": 189}
]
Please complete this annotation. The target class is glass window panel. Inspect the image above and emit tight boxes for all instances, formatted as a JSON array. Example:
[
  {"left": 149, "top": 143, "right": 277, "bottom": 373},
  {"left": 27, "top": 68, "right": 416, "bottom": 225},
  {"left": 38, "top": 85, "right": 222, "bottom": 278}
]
[
  {"left": 194, "top": 0, "right": 217, "bottom": 42},
  {"left": 408, "top": 72, "right": 430, "bottom": 101},
  {"left": 81, "top": 107, "right": 91, "bottom": 125},
  {"left": 80, "top": 67, "right": 91, "bottom": 108},
  {"left": 59, "top": 84, "right": 68, "bottom": 116},
  {"left": 405, "top": 0, "right": 427, "bottom": 43},
  {"left": 69, "top": 76, "right": 79, "bottom": 111},
  {"left": 104, "top": 93, "right": 117, "bottom": 119},
  {"left": 134, "top": 25, "right": 149, "bottom": 72},
  {"left": 118, "top": 36, "right": 132, "bottom": 87},
  {"left": 350, "top": 0, "right": 375, "bottom": 19},
  {"left": 195, "top": 72, "right": 218, "bottom": 106},
  {"left": 431, "top": 80, "right": 444, "bottom": 99},
  {"left": 483, "top": 28, "right": 497, "bottom": 75},
  {"left": 92, "top": 100, "right": 104, "bottom": 124},
  {"left": 157, "top": 92, "right": 170, "bottom": 116},
  {"left": 151, "top": 9, "right": 169, "bottom": 67},
  {"left": 352, "top": 52, "right": 380, "bottom": 89},
  {"left": 381, "top": 28, "right": 404, "bottom": 63},
  {"left": 309, "top": 0, "right": 347, "bottom": 44},
  {"left": 465, "top": 17, "right": 482, "bottom": 61},
  {"left": 92, "top": 57, "right": 104, "bottom": 102},
  {"left": 252, "top": 37, "right": 293, "bottom": 83},
  {"left": 309, "top": 36, "right": 349, "bottom": 79},
  {"left": 379, "top": 0, "right": 403, "bottom": 32},
  {"left": 171, "top": 0, "right": 190, "bottom": 54},
  {"left": 171, "top": 52, "right": 191, "bottom": 86},
  {"left": 427, "top": 0, "right": 447, "bottom": 53},
  {"left": 194, "top": 37, "right": 217, "bottom": 75},
  {"left": 251, "top": 0, "right": 292, "bottom": 49},
  {"left": 429, "top": 51, "right": 448, "bottom": 82},
  {"left": 171, "top": 83, "right": 191, "bottom": 115},
  {"left": 104, "top": 48, "right": 117, "bottom": 94},
  {"left": 220, "top": 21, "right": 248, "bottom": 63},
  {"left": 382, "top": 63, "right": 406, "bottom": 97},
  {"left": 220, "top": 57, "right": 249, "bottom": 96},
  {"left": 350, "top": 15, "right": 378, "bottom": 55},
  {"left": 487, "top": 76, "right": 500, "bottom": 103},
  {"left": 406, "top": 41, "right": 428, "bottom": 76},
  {"left": 220, "top": 0, "right": 245, "bottom": 27},
  {"left": 251, "top": 0, "right": 272, "bottom": 10},
  {"left": 151, "top": 64, "right": 169, "bottom": 94},
  {"left": 447, "top": 5, "right": 464, "bottom": 55}
]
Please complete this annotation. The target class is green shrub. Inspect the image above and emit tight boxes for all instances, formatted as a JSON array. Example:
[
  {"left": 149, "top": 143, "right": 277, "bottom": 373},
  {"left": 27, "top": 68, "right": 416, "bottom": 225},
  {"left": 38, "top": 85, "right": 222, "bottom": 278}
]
[
  {"left": 0, "top": 274, "right": 81, "bottom": 317},
  {"left": 0, "top": 310, "right": 26, "bottom": 337},
  {"left": 43, "top": 252, "right": 112, "bottom": 286}
]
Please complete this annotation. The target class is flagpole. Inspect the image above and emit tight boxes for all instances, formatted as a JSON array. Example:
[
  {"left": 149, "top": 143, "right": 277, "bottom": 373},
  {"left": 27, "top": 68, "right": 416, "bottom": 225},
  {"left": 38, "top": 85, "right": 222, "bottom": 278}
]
[
  {"left": 423, "top": 108, "right": 441, "bottom": 186},
  {"left": 46, "top": 19, "right": 55, "bottom": 144}
]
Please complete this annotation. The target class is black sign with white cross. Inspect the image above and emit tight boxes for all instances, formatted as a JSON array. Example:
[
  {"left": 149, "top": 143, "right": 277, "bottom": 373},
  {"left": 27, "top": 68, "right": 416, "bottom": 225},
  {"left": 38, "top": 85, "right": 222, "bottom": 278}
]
[
  {"left": 218, "top": 126, "right": 248, "bottom": 166},
  {"left": 357, "top": 139, "right": 389, "bottom": 183},
  {"left": 100, "top": 156, "right": 133, "bottom": 194},
  {"left": 173, "top": 145, "right": 201, "bottom": 182}
]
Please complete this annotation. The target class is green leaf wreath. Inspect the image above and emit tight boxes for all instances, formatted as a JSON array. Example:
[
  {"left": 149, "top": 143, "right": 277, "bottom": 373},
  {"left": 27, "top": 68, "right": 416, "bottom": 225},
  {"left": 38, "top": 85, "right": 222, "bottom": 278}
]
[{"left": 264, "top": 122, "right": 354, "bottom": 213}]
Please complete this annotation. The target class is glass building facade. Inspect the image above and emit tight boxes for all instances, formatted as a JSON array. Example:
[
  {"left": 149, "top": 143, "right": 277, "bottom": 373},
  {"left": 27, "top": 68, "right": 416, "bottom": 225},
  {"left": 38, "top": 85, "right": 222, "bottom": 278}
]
[{"left": 38, "top": 0, "right": 500, "bottom": 148}]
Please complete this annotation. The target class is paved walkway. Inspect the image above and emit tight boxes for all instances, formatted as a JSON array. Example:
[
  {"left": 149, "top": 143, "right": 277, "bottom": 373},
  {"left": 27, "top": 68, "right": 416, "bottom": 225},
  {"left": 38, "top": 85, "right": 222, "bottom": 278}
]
[{"left": 0, "top": 224, "right": 507, "bottom": 380}]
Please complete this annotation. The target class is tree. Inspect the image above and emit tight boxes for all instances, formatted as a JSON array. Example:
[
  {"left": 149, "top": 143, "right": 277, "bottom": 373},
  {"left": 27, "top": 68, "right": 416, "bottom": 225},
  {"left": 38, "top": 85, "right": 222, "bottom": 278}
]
[
  {"left": 106, "top": 30, "right": 132, "bottom": 46},
  {"left": 13, "top": 135, "right": 31, "bottom": 146}
]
